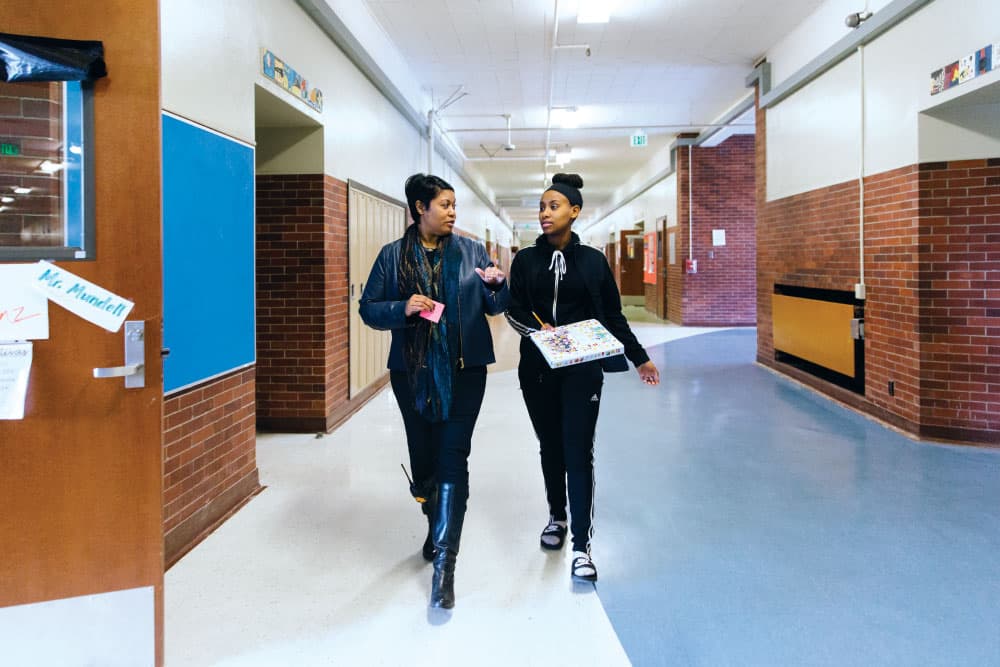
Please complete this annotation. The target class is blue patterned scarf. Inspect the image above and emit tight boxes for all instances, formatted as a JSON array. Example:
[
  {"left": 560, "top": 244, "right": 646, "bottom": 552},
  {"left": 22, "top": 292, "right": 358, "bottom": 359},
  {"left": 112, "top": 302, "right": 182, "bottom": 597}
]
[{"left": 399, "top": 225, "right": 462, "bottom": 422}]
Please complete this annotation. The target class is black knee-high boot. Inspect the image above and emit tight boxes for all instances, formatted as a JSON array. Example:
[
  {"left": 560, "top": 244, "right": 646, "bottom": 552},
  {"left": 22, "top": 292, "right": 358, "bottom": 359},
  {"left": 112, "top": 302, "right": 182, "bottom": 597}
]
[
  {"left": 410, "top": 479, "right": 437, "bottom": 561},
  {"left": 430, "top": 482, "right": 467, "bottom": 609}
]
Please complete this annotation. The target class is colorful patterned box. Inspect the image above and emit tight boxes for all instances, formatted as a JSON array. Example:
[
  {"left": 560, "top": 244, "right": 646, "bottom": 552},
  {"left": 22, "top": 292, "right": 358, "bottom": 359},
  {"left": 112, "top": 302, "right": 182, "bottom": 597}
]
[{"left": 529, "top": 318, "right": 624, "bottom": 369}]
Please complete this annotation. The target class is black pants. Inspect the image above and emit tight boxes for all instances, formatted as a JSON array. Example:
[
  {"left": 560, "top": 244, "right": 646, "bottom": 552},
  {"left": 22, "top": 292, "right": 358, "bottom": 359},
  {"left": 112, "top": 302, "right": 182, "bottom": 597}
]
[
  {"left": 390, "top": 366, "right": 487, "bottom": 488},
  {"left": 519, "top": 360, "right": 603, "bottom": 553}
]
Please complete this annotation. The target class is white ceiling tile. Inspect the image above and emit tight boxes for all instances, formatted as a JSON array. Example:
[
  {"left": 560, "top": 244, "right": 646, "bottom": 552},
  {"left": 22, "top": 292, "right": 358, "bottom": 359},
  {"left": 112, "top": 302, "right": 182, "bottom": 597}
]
[{"left": 362, "top": 0, "right": 826, "bottom": 223}]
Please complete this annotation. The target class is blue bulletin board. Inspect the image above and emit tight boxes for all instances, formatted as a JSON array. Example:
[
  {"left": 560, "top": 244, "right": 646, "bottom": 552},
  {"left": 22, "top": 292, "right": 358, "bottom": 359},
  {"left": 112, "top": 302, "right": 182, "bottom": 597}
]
[{"left": 162, "top": 114, "right": 255, "bottom": 394}]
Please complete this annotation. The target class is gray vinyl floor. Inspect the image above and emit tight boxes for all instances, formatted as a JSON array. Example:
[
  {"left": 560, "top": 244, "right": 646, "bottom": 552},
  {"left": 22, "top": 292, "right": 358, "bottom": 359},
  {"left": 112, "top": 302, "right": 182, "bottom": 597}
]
[{"left": 166, "top": 322, "right": 1000, "bottom": 666}]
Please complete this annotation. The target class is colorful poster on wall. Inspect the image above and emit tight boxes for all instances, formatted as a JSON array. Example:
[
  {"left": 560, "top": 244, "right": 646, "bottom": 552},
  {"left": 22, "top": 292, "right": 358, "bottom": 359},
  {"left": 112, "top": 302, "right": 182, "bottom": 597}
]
[
  {"left": 261, "top": 49, "right": 323, "bottom": 112},
  {"left": 931, "top": 40, "right": 999, "bottom": 96},
  {"left": 930, "top": 68, "right": 944, "bottom": 95},
  {"left": 643, "top": 232, "right": 657, "bottom": 284},
  {"left": 958, "top": 54, "right": 976, "bottom": 83},
  {"left": 977, "top": 45, "right": 992, "bottom": 75},
  {"left": 943, "top": 61, "right": 960, "bottom": 90}
]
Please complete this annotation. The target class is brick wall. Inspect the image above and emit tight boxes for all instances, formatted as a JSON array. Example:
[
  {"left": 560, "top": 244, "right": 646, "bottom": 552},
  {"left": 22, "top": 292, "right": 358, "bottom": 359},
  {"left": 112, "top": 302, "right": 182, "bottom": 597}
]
[
  {"left": 256, "top": 174, "right": 368, "bottom": 432},
  {"left": 756, "top": 80, "right": 999, "bottom": 443},
  {"left": 322, "top": 175, "right": 351, "bottom": 425},
  {"left": 863, "top": 165, "right": 922, "bottom": 427},
  {"left": 644, "top": 283, "right": 658, "bottom": 313},
  {"left": 163, "top": 368, "right": 258, "bottom": 566},
  {"left": 915, "top": 160, "right": 1000, "bottom": 440},
  {"left": 673, "top": 134, "right": 757, "bottom": 325},
  {"left": 256, "top": 174, "right": 330, "bottom": 431}
]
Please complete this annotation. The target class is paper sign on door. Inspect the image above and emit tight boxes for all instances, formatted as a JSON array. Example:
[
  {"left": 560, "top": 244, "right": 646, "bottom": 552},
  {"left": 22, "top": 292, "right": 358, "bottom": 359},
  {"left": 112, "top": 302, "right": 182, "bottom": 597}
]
[
  {"left": 0, "top": 342, "right": 32, "bottom": 420},
  {"left": 30, "top": 260, "right": 134, "bottom": 333},
  {"left": 0, "top": 265, "right": 49, "bottom": 341}
]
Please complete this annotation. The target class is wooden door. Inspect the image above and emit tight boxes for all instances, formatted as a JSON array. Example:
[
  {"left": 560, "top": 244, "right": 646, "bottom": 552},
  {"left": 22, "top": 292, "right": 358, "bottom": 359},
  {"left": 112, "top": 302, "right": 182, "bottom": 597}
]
[
  {"left": 0, "top": 3, "right": 164, "bottom": 665},
  {"left": 618, "top": 230, "right": 645, "bottom": 298}
]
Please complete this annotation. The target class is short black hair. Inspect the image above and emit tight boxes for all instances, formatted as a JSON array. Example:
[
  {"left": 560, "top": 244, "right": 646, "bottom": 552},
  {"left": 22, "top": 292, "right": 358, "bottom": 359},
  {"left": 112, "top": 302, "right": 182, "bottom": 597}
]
[{"left": 404, "top": 173, "right": 455, "bottom": 223}]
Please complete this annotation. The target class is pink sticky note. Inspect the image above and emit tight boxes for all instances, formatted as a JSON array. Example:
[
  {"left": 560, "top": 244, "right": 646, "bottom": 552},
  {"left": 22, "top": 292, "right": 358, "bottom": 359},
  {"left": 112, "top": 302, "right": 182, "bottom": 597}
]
[{"left": 419, "top": 300, "right": 445, "bottom": 323}]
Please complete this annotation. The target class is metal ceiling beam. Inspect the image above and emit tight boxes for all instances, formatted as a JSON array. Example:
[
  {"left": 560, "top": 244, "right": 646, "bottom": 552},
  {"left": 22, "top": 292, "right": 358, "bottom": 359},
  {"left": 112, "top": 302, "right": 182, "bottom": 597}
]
[{"left": 445, "top": 123, "right": 756, "bottom": 133}]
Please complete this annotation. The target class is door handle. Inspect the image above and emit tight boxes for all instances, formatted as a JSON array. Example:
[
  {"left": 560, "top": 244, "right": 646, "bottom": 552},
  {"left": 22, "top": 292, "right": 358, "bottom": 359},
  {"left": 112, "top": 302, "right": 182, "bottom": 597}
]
[
  {"left": 92, "top": 320, "right": 146, "bottom": 388},
  {"left": 93, "top": 363, "right": 144, "bottom": 378}
]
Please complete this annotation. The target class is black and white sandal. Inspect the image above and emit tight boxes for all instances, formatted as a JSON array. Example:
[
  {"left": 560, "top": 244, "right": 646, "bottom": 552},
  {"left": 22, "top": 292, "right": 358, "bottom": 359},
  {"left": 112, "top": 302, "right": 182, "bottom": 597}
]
[
  {"left": 571, "top": 551, "right": 598, "bottom": 582},
  {"left": 540, "top": 518, "right": 568, "bottom": 550}
]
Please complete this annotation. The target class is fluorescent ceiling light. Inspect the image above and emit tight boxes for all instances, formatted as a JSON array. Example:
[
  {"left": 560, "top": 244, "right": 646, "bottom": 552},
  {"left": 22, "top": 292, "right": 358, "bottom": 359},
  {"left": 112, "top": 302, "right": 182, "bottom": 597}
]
[
  {"left": 578, "top": 0, "right": 611, "bottom": 23},
  {"left": 12, "top": 187, "right": 32, "bottom": 194},
  {"left": 551, "top": 107, "right": 578, "bottom": 129},
  {"left": 38, "top": 160, "right": 64, "bottom": 173},
  {"left": 1, "top": 196, "right": 13, "bottom": 203}
]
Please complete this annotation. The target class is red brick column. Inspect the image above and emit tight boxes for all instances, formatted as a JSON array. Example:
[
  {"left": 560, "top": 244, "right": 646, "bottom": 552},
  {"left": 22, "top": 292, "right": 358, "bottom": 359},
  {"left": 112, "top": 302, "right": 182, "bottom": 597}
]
[
  {"left": 915, "top": 160, "right": 1000, "bottom": 441},
  {"left": 256, "top": 174, "right": 328, "bottom": 431},
  {"left": 322, "top": 176, "right": 352, "bottom": 429},
  {"left": 673, "top": 134, "right": 757, "bottom": 325}
]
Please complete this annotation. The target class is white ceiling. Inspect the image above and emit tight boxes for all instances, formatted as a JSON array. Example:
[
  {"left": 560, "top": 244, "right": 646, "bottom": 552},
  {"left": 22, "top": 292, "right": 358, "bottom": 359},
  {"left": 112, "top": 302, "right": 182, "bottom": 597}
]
[{"left": 363, "top": 0, "right": 827, "bottom": 231}]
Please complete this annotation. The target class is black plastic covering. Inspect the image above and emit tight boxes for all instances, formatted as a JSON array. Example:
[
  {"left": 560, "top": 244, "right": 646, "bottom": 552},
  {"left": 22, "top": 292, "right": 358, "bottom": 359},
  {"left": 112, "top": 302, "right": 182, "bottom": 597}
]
[{"left": 0, "top": 32, "right": 106, "bottom": 83}]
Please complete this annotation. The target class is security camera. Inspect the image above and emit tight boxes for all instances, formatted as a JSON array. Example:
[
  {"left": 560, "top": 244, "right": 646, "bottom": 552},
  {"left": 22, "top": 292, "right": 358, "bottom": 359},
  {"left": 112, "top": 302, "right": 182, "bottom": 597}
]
[
  {"left": 585, "top": 47, "right": 591, "bottom": 57},
  {"left": 845, "top": 10, "right": 873, "bottom": 28},
  {"left": 503, "top": 143, "right": 516, "bottom": 151}
]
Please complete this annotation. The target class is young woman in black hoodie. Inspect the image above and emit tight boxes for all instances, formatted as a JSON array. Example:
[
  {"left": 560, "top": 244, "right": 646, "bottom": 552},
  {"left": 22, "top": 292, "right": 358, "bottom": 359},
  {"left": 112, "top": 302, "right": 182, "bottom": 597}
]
[{"left": 505, "top": 173, "right": 659, "bottom": 582}]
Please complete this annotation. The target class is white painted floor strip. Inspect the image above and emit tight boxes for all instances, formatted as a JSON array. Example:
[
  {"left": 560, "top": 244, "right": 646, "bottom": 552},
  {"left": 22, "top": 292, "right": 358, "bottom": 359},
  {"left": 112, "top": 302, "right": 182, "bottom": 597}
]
[{"left": 166, "top": 365, "right": 645, "bottom": 666}]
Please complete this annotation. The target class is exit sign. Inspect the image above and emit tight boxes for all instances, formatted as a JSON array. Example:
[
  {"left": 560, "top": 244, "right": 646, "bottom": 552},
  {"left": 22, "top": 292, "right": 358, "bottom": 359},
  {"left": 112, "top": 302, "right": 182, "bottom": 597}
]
[
  {"left": 0, "top": 142, "right": 20, "bottom": 156},
  {"left": 630, "top": 132, "right": 647, "bottom": 147}
]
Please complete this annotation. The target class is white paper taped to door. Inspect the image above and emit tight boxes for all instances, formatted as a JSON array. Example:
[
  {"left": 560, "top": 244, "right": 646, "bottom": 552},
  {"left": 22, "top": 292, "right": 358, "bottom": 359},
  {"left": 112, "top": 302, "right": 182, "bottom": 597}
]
[
  {"left": 0, "top": 342, "right": 32, "bottom": 420},
  {"left": 0, "top": 264, "right": 49, "bottom": 341},
  {"left": 30, "top": 261, "right": 134, "bottom": 333}
]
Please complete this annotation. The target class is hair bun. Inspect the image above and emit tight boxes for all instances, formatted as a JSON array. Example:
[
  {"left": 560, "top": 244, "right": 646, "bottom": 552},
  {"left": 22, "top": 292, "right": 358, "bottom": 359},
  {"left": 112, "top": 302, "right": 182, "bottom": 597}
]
[{"left": 552, "top": 173, "right": 583, "bottom": 189}]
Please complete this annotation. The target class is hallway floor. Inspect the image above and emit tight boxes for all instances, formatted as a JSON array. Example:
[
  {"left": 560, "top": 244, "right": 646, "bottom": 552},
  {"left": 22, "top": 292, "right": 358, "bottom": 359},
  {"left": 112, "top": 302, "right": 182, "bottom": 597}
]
[{"left": 166, "top": 324, "right": 1000, "bottom": 666}]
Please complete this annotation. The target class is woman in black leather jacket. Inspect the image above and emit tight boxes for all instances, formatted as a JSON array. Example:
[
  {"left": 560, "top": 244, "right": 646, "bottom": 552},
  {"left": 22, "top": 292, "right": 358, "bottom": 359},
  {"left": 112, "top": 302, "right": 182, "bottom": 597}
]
[
  {"left": 505, "top": 173, "right": 659, "bottom": 583},
  {"left": 359, "top": 173, "right": 509, "bottom": 609}
]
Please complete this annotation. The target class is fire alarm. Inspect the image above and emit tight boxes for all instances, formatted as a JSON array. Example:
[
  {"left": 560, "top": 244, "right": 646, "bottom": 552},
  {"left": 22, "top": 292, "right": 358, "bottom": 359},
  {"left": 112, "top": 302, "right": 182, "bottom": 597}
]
[{"left": 684, "top": 258, "right": 697, "bottom": 274}]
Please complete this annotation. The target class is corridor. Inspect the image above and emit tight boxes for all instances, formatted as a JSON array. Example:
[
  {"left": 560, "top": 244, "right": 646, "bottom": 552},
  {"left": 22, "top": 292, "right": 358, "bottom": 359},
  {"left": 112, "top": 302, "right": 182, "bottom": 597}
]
[{"left": 166, "top": 324, "right": 1000, "bottom": 666}]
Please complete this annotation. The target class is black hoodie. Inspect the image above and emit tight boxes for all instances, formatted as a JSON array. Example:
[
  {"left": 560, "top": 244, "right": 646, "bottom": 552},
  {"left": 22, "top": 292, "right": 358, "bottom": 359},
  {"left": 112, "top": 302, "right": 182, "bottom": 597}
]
[{"left": 505, "top": 232, "right": 650, "bottom": 372}]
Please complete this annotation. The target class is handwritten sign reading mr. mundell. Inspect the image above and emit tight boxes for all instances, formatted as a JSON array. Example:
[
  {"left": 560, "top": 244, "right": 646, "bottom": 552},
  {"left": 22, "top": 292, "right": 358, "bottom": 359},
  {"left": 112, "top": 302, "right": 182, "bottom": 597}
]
[{"left": 31, "top": 260, "right": 134, "bottom": 333}]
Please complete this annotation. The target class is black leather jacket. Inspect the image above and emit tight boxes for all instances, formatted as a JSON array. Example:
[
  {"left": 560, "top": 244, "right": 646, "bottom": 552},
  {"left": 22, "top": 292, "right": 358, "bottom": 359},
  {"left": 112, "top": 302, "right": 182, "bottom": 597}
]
[{"left": 359, "top": 234, "right": 510, "bottom": 371}]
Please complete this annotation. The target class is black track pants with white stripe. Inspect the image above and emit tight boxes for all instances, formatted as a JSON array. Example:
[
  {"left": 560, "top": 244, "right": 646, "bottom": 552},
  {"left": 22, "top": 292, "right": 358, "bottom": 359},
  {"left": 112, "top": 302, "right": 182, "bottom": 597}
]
[{"left": 518, "top": 359, "right": 603, "bottom": 554}]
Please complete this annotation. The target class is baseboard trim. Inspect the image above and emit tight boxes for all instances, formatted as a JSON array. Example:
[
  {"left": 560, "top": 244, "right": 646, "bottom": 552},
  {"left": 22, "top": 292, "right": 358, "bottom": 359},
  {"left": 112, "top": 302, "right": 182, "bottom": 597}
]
[
  {"left": 164, "top": 469, "right": 262, "bottom": 570},
  {"left": 758, "top": 357, "right": 999, "bottom": 448},
  {"left": 256, "top": 375, "right": 390, "bottom": 434}
]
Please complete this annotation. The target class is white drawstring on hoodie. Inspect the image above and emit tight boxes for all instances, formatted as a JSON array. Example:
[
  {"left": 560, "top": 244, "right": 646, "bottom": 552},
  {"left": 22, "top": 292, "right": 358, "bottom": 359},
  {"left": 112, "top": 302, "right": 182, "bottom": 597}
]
[{"left": 548, "top": 250, "right": 566, "bottom": 325}]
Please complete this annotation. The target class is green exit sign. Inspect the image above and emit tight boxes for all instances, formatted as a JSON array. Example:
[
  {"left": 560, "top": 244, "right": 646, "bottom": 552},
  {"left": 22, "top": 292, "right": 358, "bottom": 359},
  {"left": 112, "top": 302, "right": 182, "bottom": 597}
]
[
  {"left": 630, "top": 132, "right": 647, "bottom": 147},
  {"left": 1, "top": 142, "right": 20, "bottom": 156}
]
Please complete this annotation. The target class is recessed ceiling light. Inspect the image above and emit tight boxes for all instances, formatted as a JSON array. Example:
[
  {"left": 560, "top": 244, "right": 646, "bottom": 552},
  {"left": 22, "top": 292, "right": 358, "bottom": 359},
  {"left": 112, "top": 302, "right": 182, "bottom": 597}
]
[
  {"left": 1, "top": 196, "right": 13, "bottom": 203},
  {"left": 12, "top": 186, "right": 32, "bottom": 194}
]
